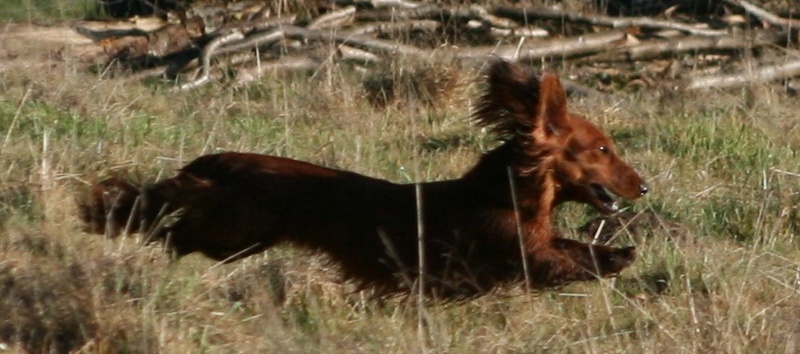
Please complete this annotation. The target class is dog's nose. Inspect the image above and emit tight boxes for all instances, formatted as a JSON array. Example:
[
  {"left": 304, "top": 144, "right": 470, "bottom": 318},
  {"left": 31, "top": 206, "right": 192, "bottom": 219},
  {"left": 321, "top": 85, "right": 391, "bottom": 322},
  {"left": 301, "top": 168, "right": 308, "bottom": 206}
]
[{"left": 639, "top": 184, "right": 649, "bottom": 196}]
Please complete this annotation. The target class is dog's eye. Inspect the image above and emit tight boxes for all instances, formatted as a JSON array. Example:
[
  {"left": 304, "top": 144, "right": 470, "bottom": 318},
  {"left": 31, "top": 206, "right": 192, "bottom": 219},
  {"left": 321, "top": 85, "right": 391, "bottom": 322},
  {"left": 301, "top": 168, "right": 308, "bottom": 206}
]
[{"left": 599, "top": 146, "right": 609, "bottom": 153}]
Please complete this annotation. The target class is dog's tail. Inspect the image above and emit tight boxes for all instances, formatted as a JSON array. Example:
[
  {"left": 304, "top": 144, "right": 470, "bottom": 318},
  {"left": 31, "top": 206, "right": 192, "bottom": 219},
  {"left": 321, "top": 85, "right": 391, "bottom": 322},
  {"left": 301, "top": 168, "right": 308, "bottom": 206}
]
[{"left": 78, "top": 177, "right": 144, "bottom": 237}]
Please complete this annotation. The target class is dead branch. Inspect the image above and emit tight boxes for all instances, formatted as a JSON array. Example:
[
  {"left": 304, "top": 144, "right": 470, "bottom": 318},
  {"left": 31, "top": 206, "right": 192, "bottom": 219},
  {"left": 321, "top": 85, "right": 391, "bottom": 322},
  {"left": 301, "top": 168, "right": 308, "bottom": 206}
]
[
  {"left": 74, "top": 1, "right": 800, "bottom": 99},
  {"left": 355, "top": 5, "right": 472, "bottom": 22},
  {"left": 491, "top": 6, "right": 729, "bottom": 37},
  {"left": 281, "top": 26, "right": 428, "bottom": 57},
  {"left": 213, "top": 15, "right": 297, "bottom": 36},
  {"left": 213, "top": 29, "right": 286, "bottom": 56},
  {"left": 338, "top": 45, "right": 382, "bottom": 64},
  {"left": 456, "top": 30, "right": 627, "bottom": 61},
  {"left": 333, "top": 0, "right": 423, "bottom": 9},
  {"left": 686, "top": 59, "right": 800, "bottom": 90},
  {"left": 177, "top": 24, "right": 428, "bottom": 88},
  {"left": 468, "top": 5, "right": 517, "bottom": 29},
  {"left": 341, "top": 20, "right": 440, "bottom": 36},
  {"left": 489, "top": 27, "right": 549, "bottom": 39},
  {"left": 723, "top": 0, "right": 800, "bottom": 29},
  {"left": 308, "top": 6, "right": 357, "bottom": 30},
  {"left": 584, "top": 30, "right": 785, "bottom": 62},
  {"left": 179, "top": 31, "right": 245, "bottom": 91}
]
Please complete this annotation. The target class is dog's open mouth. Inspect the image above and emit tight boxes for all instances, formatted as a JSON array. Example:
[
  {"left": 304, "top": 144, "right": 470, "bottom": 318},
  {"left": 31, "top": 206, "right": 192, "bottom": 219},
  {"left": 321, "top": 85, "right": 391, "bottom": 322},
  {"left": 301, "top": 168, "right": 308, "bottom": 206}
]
[{"left": 589, "top": 183, "right": 619, "bottom": 213}]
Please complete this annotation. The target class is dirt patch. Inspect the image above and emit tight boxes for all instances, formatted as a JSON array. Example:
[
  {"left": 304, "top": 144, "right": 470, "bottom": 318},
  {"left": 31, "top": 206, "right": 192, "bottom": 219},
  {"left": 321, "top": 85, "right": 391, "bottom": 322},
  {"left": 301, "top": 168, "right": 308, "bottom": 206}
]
[
  {"left": 0, "top": 23, "right": 103, "bottom": 74},
  {"left": 1, "top": 23, "right": 92, "bottom": 46}
]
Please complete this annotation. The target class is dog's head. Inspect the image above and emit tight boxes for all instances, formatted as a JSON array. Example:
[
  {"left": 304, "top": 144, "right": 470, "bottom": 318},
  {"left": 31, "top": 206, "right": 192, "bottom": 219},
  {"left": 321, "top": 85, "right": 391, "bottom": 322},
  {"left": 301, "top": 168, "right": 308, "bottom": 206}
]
[
  {"left": 549, "top": 113, "right": 648, "bottom": 213},
  {"left": 475, "top": 60, "right": 648, "bottom": 214}
]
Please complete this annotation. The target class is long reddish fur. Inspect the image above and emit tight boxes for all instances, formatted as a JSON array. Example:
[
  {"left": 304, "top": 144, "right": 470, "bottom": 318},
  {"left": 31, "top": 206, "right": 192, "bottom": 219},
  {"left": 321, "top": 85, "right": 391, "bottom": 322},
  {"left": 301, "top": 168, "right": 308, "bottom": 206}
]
[{"left": 79, "top": 61, "right": 647, "bottom": 298}]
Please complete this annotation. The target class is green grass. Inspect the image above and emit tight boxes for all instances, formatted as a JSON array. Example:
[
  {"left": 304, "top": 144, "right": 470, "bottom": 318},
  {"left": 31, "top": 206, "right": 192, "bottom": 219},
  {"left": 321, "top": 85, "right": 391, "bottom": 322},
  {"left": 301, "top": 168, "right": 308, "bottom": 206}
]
[
  {"left": 2, "top": 13, "right": 800, "bottom": 354},
  {"left": 0, "top": 0, "right": 97, "bottom": 22}
]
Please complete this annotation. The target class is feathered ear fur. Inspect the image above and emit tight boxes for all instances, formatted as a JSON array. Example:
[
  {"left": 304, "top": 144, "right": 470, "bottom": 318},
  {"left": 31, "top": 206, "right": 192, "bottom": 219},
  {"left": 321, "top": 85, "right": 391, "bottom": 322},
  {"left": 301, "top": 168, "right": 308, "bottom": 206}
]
[
  {"left": 472, "top": 60, "right": 571, "bottom": 144},
  {"left": 535, "top": 73, "right": 571, "bottom": 139},
  {"left": 473, "top": 60, "right": 538, "bottom": 140}
]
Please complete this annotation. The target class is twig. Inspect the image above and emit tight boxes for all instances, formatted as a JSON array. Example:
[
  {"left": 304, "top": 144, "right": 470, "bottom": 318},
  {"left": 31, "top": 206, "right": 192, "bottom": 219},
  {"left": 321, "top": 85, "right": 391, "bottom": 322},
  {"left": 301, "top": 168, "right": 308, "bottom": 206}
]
[
  {"left": 1, "top": 85, "right": 32, "bottom": 154},
  {"left": 507, "top": 167, "right": 533, "bottom": 298},
  {"left": 686, "top": 59, "right": 800, "bottom": 90},
  {"left": 414, "top": 183, "right": 429, "bottom": 352}
]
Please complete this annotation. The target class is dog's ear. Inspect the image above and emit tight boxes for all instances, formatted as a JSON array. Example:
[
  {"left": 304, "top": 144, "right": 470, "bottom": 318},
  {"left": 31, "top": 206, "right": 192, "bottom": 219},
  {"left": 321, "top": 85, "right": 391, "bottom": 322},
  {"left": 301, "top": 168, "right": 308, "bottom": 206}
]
[
  {"left": 473, "top": 61, "right": 574, "bottom": 142},
  {"left": 485, "top": 60, "right": 536, "bottom": 116},
  {"left": 535, "top": 73, "right": 571, "bottom": 139},
  {"left": 473, "top": 60, "right": 539, "bottom": 133}
]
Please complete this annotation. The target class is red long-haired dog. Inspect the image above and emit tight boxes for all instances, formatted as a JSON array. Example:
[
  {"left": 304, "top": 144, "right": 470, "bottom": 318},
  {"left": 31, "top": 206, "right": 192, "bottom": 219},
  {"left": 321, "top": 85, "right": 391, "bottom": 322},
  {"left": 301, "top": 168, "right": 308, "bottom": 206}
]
[{"left": 80, "top": 60, "right": 648, "bottom": 297}]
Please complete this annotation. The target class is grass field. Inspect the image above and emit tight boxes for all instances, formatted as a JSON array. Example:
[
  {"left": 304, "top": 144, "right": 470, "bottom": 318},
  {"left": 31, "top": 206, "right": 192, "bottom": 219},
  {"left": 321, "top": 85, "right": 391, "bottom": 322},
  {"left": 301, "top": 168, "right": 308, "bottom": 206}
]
[{"left": 1, "top": 3, "right": 800, "bottom": 353}]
